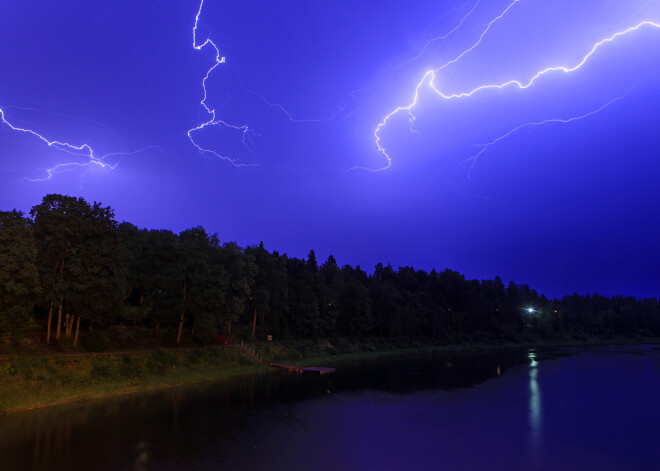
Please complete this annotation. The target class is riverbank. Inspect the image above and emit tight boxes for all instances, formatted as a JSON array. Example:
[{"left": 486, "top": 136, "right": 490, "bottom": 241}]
[
  {"left": 0, "top": 347, "right": 269, "bottom": 414},
  {"left": 2, "top": 336, "right": 658, "bottom": 414},
  {"left": 253, "top": 335, "right": 660, "bottom": 368}
]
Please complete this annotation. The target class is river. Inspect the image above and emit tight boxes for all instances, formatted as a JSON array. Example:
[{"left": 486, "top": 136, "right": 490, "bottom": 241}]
[{"left": 1, "top": 345, "right": 659, "bottom": 470}]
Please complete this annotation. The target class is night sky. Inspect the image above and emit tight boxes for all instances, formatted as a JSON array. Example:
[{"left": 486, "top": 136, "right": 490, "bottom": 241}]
[{"left": 1, "top": 0, "right": 659, "bottom": 299}]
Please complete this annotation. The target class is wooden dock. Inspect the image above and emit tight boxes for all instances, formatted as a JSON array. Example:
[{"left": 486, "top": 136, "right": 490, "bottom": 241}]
[
  {"left": 237, "top": 342, "right": 335, "bottom": 375},
  {"left": 267, "top": 363, "right": 336, "bottom": 375}
]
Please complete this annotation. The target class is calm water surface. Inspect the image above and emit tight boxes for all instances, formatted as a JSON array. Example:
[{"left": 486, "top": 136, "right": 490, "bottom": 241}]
[{"left": 1, "top": 345, "right": 659, "bottom": 470}]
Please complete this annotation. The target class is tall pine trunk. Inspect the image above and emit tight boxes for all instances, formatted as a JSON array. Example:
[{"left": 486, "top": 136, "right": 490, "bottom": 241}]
[
  {"left": 176, "top": 279, "right": 187, "bottom": 344},
  {"left": 54, "top": 259, "right": 64, "bottom": 340},
  {"left": 55, "top": 303, "right": 63, "bottom": 340},
  {"left": 73, "top": 317, "right": 81, "bottom": 346},
  {"left": 65, "top": 313, "right": 73, "bottom": 337},
  {"left": 251, "top": 307, "right": 257, "bottom": 338},
  {"left": 46, "top": 300, "right": 53, "bottom": 344},
  {"left": 46, "top": 257, "right": 62, "bottom": 344}
]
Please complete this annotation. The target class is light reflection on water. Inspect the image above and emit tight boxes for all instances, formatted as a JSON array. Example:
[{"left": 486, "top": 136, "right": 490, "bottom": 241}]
[
  {"left": 1, "top": 346, "right": 659, "bottom": 471},
  {"left": 528, "top": 349, "right": 542, "bottom": 464}
]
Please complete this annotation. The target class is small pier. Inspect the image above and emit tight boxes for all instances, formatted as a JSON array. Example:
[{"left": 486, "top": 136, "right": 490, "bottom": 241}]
[
  {"left": 238, "top": 341, "right": 335, "bottom": 375},
  {"left": 267, "top": 363, "right": 336, "bottom": 375}
]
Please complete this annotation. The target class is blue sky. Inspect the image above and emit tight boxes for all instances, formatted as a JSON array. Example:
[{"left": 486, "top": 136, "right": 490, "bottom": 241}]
[{"left": 1, "top": 0, "right": 659, "bottom": 298}]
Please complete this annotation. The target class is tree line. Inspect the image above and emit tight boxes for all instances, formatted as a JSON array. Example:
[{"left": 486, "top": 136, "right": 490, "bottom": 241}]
[{"left": 1, "top": 194, "right": 659, "bottom": 345}]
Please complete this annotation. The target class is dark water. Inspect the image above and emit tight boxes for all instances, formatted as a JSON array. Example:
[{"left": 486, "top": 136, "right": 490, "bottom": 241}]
[{"left": 1, "top": 345, "right": 660, "bottom": 471}]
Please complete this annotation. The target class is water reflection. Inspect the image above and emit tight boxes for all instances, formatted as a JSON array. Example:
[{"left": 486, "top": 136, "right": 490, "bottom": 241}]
[
  {"left": 4, "top": 347, "right": 658, "bottom": 471},
  {"left": 0, "top": 351, "right": 532, "bottom": 471},
  {"left": 528, "top": 350, "right": 542, "bottom": 455},
  {"left": 134, "top": 441, "right": 149, "bottom": 471}
]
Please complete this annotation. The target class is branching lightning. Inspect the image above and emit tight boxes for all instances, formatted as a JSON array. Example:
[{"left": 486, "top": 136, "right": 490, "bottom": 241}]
[
  {"left": 362, "top": 0, "right": 522, "bottom": 172},
  {"left": 369, "top": 0, "right": 660, "bottom": 173},
  {"left": 0, "top": 0, "right": 255, "bottom": 181},
  {"left": 0, "top": 107, "right": 117, "bottom": 178},
  {"left": 464, "top": 92, "right": 630, "bottom": 175},
  {"left": 0, "top": 104, "right": 170, "bottom": 181},
  {"left": 245, "top": 87, "right": 350, "bottom": 124},
  {"left": 405, "top": 0, "right": 481, "bottom": 65},
  {"left": 428, "top": 21, "right": 660, "bottom": 100},
  {"left": 2, "top": 0, "right": 656, "bottom": 180},
  {"left": 187, "top": 0, "right": 258, "bottom": 166},
  {"left": 26, "top": 146, "right": 162, "bottom": 183}
]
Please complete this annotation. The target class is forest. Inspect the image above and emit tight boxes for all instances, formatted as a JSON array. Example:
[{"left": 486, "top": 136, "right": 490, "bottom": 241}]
[{"left": 1, "top": 194, "right": 659, "bottom": 348}]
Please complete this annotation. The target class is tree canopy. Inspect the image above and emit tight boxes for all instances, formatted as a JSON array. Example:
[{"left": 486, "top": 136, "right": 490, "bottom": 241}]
[{"left": 1, "top": 194, "right": 659, "bottom": 346}]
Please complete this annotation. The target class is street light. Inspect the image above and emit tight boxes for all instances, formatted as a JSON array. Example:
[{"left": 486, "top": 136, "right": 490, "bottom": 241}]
[{"left": 526, "top": 307, "right": 536, "bottom": 314}]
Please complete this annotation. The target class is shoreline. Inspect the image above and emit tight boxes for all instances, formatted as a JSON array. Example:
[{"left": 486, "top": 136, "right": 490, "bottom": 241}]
[
  {"left": 291, "top": 337, "right": 660, "bottom": 367},
  {"left": 1, "top": 363, "right": 270, "bottom": 415},
  {"left": 2, "top": 336, "right": 658, "bottom": 415}
]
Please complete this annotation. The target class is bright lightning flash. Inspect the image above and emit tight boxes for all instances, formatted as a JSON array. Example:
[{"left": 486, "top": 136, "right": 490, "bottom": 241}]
[
  {"left": 186, "top": 0, "right": 257, "bottom": 167},
  {"left": 371, "top": 0, "right": 660, "bottom": 172},
  {"left": 0, "top": 0, "right": 256, "bottom": 183},
  {"left": 0, "top": 105, "right": 166, "bottom": 181},
  {"left": 0, "top": 107, "right": 118, "bottom": 180}
]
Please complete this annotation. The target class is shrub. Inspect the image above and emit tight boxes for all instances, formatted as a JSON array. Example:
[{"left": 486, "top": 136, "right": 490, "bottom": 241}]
[
  {"left": 89, "top": 357, "right": 119, "bottom": 380},
  {"left": 57, "top": 367, "right": 86, "bottom": 385},
  {"left": 149, "top": 350, "right": 175, "bottom": 375},
  {"left": 0, "top": 360, "right": 17, "bottom": 377},
  {"left": 119, "top": 355, "right": 146, "bottom": 379},
  {"left": 286, "top": 349, "right": 303, "bottom": 361}
]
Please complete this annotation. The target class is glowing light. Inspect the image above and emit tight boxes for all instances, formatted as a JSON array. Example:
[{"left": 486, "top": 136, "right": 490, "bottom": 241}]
[
  {"left": 359, "top": 0, "right": 522, "bottom": 172},
  {"left": 528, "top": 350, "right": 538, "bottom": 367},
  {"left": 370, "top": 0, "right": 660, "bottom": 172},
  {"left": 526, "top": 307, "right": 536, "bottom": 314}
]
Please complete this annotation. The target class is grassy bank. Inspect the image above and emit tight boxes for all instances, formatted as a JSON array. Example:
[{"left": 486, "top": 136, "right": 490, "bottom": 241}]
[
  {"left": 250, "top": 335, "right": 660, "bottom": 368},
  {"left": 2, "top": 335, "right": 658, "bottom": 414},
  {"left": 0, "top": 347, "right": 268, "bottom": 414}
]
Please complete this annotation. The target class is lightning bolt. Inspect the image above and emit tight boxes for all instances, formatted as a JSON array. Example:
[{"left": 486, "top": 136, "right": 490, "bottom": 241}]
[
  {"left": 0, "top": 0, "right": 257, "bottom": 181},
  {"left": 0, "top": 105, "right": 171, "bottom": 181},
  {"left": 0, "top": 107, "right": 117, "bottom": 178},
  {"left": 405, "top": 0, "right": 481, "bottom": 65},
  {"left": 26, "top": 146, "right": 163, "bottom": 183},
  {"left": 429, "top": 21, "right": 660, "bottom": 100},
  {"left": 360, "top": 0, "right": 522, "bottom": 172},
  {"left": 3, "top": 1, "right": 655, "bottom": 179},
  {"left": 242, "top": 85, "right": 350, "bottom": 124},
  {"left": 186, "top": 0, "right": 258, "bottom": 166},
  {"left": 217, "top": 64, "right": 352, "bottom": 124},
  {"left": 369, "top": 0, "right": 660, "bottom": 172},
  {"left": 1, "top": 104, "right": 126, "bottom": 139},
  {"left": 464, "top": 92, "right": 630, "bottom": 175}
]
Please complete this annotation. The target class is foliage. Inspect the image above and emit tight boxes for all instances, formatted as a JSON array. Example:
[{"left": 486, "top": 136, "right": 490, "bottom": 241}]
[
  {"left": 1, "top": 193, "right": 659, "bottom": 350},
  {"left": 0, "top": 210, "right": 41, "bottom": 337}
]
